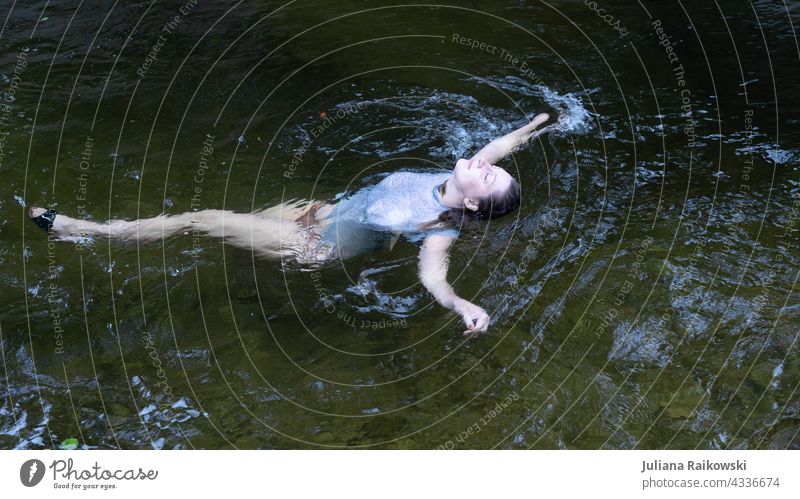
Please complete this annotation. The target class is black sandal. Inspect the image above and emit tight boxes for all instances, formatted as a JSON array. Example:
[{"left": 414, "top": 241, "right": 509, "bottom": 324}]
[{"left": 28, "top": 207, "right": 58, "bottom": 232}]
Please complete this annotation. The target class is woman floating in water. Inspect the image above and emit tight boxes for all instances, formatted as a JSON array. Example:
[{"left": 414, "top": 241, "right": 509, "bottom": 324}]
[{"left": 29, "top": 113, "right": 553, "bottom": 335}]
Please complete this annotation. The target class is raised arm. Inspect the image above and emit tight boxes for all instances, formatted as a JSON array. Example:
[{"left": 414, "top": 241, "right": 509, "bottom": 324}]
[
  {"left": 470, "top": 112, "right": 552, "bottom": 164},
  {"left": 418, "top": 234, "right": 490, "bottom": 334}
]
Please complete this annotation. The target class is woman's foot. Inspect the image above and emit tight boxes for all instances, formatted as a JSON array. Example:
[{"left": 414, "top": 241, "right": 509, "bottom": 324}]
[{"left": 28, "top": 206, "right": 58, "bottom": 232}]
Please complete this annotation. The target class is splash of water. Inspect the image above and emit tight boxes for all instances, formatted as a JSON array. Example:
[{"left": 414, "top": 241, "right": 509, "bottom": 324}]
[{"left": 468, "top": 75, "right": 593, "bottom": 134}]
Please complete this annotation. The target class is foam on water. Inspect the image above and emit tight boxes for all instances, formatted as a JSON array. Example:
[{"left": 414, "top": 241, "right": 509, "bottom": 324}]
[
  {"left": 467, "top": 75, "right": 594, "bottom": 134},
  {"left": 289, "top": 79, "right": 593, "bottom": 167},
  {"left": 539, "top": 86, "right": 593, "bottom": 134},
  {"left": 737, "top": 144, "right": 797, "bottom": 166},
  {"left": 333, "top": 88, "right": 515, "bottom": 160},
  {"left": 765, "top": 147, "right": 795, "bottom": 165}
]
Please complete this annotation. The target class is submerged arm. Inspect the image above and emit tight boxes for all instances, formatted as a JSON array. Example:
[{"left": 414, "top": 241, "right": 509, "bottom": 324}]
[
  {"left": 470, "top": 112, "right": 552, "bottom": 164},
  {"left": 418, "top": 234, "right": 490, "bottom": 334}
]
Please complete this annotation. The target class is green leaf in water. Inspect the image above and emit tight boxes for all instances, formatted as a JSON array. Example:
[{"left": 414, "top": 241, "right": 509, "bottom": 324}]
[{"left": 60, "top": 438, "right": 79, "bottom": 450}]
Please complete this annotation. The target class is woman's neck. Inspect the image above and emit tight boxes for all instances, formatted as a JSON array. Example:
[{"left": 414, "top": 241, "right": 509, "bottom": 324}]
[{"left": 439, "top": 176, "right": 463, "bottom": 209}]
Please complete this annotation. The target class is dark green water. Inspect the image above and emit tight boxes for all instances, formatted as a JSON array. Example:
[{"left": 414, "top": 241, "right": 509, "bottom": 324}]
[{"left": 1, "top": 0, "right": 799, "bottom": 449}]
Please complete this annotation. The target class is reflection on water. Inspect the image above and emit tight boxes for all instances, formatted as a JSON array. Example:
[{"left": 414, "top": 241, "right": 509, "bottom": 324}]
[{"left": 1, "top": 0, "right": 799, "bottom": 449}]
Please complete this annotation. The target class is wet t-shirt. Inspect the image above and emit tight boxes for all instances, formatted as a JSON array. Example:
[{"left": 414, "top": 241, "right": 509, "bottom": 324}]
[{"left": 320, "top": 171, "right": 458, "bottom": 259}]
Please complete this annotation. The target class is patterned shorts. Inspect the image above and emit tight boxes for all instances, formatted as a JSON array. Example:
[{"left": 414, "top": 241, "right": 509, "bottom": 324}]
[{"left": 293, "top": 223, "right": 338, "bottom": 265}]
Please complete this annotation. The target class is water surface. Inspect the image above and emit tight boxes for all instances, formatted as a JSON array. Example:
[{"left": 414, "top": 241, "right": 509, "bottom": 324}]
[{"left": 1, "top": 0, "right": 799, "bottom": 449}]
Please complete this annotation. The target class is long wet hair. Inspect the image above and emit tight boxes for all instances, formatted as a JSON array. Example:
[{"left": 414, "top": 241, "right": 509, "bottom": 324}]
[
  {"left": 473, "top": 177, "right": 522, "bottom": 219},
  {"left": 426, "top": 177, "right": 522, "bottom": 230}
]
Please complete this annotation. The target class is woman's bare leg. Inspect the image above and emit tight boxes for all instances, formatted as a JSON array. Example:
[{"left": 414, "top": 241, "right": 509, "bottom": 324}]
[
  {"left": 253, "top": 198, "right": 333, "bottom": 226},
  {"left": 46, "top": 209, "right": 194, "bottom": 242},
  {"left": 35, "top": 207, "right": 319, "bottom": 260}
]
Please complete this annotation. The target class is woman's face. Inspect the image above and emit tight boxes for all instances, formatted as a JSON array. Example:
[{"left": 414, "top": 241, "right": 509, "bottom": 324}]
[{"left": 452, "top": 157, "right": 514, "bottom": 203}]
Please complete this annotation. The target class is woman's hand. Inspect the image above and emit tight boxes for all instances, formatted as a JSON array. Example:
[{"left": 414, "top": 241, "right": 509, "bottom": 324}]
[
  {"left": 528, "top": 112, "right": 551, "bottom": 130},
  {"left": 454, "top": 298, "right": 490, "bottom": 335}
]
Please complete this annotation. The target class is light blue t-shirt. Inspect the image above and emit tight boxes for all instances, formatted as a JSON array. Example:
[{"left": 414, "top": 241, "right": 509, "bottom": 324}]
[{"left": 320, "top": 171, "right": 458, "bottom": 259}]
